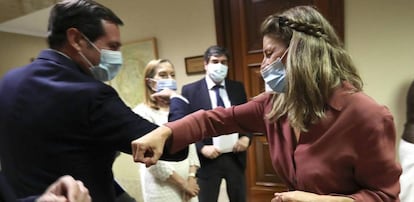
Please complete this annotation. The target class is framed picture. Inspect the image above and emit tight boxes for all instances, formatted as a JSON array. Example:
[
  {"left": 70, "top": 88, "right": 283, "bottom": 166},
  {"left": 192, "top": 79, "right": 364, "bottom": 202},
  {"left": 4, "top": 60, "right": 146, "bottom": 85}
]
[
  {"left": 109, "top": 37, "right": 158, "bottom": 108},
  {"left": 185, "top": 55, "right": 205, "bottom": 75}
]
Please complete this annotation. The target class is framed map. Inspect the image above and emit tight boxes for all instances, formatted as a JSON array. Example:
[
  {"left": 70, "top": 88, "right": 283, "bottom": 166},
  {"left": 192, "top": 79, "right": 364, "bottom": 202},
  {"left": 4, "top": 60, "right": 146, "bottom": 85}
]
[{"left": 109, "top": 37, "right": 158, "bottom": 108}]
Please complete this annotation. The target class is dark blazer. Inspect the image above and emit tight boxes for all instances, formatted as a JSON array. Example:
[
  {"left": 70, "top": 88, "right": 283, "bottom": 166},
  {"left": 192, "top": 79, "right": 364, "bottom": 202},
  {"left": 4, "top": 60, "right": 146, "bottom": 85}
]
[
  {"left": 181, "top": 78, "right": 252, "bottom": 170},
  {"left": 0, "top": 50, "right": 186, "bottom": 202},
  {"left": 402, "top": 81, "right": 414, "bottom": 143},
  {"left": 0, "top": 172, "right": 38, "bottom": 202},
  {"left": 0, "top": 172, "right": 17, "bottom": 202},
  {"left": 169, "top": 97, "right": 191, "bottom": 122}
]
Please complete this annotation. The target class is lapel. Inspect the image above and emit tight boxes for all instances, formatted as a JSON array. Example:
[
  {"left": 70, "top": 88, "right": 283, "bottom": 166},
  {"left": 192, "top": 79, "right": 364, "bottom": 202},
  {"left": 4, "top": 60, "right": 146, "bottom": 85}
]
[
  {"left": 225, "top": 79, "right": 241, "bottom": 106},
  {"left": 225, "top": 80, "right": 235, "bottom": 105},
  {"left": 199, "top": 80, "right": 213, "bottom": 110}
]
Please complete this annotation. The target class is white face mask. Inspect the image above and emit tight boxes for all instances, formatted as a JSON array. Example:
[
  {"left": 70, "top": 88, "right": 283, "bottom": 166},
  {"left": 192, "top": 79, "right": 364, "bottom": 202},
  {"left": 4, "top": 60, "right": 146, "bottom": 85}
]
[
  {"left": 78, "top": 34, "right": 123, "bottom": 81},
  {"left": 207, "top": 63, "right": 228, "bottom": 83}
]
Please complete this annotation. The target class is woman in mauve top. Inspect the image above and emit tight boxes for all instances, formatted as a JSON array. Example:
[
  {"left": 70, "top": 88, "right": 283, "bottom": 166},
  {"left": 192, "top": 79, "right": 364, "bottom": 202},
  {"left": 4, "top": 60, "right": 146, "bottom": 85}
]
[{"left": 132, "top": 5, "right": 401, "bottom": 202}]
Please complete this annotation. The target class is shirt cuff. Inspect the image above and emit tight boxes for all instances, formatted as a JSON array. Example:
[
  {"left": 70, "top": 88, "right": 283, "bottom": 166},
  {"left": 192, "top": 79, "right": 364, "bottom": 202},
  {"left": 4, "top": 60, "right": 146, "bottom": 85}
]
[{"left": 171, "top": 94, "right": 189, "bottom": 104}]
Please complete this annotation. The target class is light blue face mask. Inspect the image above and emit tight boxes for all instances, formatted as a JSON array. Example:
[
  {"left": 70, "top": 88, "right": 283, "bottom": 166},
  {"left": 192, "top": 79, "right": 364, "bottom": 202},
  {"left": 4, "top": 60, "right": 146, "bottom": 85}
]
[
  {"left": 90, "top": 49, "right": 123, "bottom": 81},
  {"left": 79, "top": 34, "right": 123, "bottom": 81},
  {"left": 154, "top": 78, "right": 177, "bottom": 92},
  {"left": 261, "top": 48, "right": 288, "bottom": 93}
]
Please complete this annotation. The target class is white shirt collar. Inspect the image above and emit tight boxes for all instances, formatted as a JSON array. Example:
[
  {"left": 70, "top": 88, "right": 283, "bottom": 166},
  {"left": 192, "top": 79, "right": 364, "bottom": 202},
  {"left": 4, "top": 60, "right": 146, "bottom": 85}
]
[
  {"left": 49, "top": 49, "right": 72, "bottom": 60},
  {"left": 205, "top": 76, "right": 226, "bottom": 90}
]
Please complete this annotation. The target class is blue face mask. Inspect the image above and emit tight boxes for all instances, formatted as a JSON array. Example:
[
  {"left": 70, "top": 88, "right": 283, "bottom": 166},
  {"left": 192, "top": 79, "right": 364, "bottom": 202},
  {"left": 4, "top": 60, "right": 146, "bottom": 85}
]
[
  {"left": 261, "top": 49, "right": 288, "bottom": 93},
  {"left": 153, "top": 78, "right": 177, "bottom": 92},
  {"left": 79, "top": 34, "right": 123, "bottom": 81},
  {"left": 90, "top": 49, "right": 123, "bottom": 81}
]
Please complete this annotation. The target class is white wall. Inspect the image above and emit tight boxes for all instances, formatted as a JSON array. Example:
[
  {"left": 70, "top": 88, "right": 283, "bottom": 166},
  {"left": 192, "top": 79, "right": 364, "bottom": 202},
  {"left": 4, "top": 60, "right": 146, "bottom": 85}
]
[
  {"left": 98, "top": 0, "right": 212, "bottom": 88},
  {"left": 345, "top": 1, "right": 414, "bottom": 143},
  {"left": 0, "top": 32, "right": 46, "bottom": 76}
]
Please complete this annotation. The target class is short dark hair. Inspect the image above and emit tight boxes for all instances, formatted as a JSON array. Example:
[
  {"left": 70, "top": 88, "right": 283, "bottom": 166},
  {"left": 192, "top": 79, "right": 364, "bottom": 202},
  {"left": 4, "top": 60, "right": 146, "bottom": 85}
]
[
  {"left": 47, "top": 0, "right": 123, "bottom": 49},
  {"left": 203, "top": 45, "right": 229, "bottom": 63}
]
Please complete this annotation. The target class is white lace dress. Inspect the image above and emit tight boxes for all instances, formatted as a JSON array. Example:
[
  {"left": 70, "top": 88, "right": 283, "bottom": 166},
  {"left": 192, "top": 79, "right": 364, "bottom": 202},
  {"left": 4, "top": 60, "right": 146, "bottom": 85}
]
[{"left": 133, "top": 103, "right": 200, "bottom": 202}]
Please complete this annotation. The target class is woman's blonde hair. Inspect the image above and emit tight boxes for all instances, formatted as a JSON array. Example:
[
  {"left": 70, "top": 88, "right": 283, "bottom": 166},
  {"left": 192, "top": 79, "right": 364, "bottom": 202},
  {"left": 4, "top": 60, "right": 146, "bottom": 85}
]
[
  {"left": 142, "top": 59, "right": 174, "bottom": 110},
  {"left": 260, "top": 6, "right": 363, "bottom": 132}
]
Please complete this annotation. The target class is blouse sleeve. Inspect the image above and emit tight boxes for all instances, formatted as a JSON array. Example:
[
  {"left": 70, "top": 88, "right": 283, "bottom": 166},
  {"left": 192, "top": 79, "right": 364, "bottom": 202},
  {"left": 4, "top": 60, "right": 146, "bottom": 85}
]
[
  {"left": 188, "top": 143, "right": 200, "bottom": 167},
  {"left": 133, "top": 104, "right": 155, "bottom": 124},
  {"left": 349, "top": 112, "right": 401, "bottom": 202},
  {"left": 166, "top": 94, "right": 270, "bottom": 153}
]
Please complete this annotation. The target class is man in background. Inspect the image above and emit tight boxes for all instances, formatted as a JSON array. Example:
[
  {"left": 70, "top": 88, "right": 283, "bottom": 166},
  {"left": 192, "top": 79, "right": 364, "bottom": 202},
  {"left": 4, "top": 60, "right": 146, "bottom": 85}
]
[{"left": 180, "top": 45, "right": 251, "bottom": 202}]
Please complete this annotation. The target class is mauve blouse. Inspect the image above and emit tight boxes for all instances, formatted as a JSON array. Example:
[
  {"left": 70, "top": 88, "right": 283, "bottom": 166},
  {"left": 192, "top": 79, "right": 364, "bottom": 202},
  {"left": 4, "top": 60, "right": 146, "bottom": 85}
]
[{"left": 166, "top": 82, "right": 401, "bottom": 202}]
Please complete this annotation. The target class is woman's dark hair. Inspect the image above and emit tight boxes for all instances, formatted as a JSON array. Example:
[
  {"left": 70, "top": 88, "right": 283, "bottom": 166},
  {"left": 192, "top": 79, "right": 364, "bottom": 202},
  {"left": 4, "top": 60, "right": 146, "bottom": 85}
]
[{"left": 47, "top": 0, "right": 123, "bottom": 49}]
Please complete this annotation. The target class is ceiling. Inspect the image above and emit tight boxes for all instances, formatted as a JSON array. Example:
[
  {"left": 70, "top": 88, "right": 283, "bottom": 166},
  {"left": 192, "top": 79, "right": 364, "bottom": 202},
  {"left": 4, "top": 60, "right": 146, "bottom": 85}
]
[
  {"left": 0, "top": 0, "right": 55, "bottom": 23},
  {"left": 0, "top": 0, "right": 56, "bottom": 37}
]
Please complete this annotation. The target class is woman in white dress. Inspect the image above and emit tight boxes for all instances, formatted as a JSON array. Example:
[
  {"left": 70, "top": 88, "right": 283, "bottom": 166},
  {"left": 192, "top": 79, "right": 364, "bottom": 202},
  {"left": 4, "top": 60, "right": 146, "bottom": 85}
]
[{"left": 133, "top": 59, "right": 200, "bottom": 202}]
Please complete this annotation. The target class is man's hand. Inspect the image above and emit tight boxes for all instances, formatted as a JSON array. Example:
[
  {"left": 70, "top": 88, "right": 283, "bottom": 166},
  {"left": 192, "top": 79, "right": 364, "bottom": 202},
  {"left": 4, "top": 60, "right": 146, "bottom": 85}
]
[
  {"left": 36, "top": 175, "right": 91, "bottom": 202},
  {"left": 131, "top": 126, "right": 172, "bottom": 167},
  {"left": 233, "top": 136, "right": 250, "bottom": 153},
  {"left": 201, "top": 145, "right": 221, "bottom": 159}
]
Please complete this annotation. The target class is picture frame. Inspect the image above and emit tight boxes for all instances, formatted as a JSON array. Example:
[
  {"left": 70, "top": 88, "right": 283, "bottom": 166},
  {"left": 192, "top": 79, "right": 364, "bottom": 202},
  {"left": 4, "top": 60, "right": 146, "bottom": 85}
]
[{"left": 185, "top": 55, "right": 205, "bottom": 75}]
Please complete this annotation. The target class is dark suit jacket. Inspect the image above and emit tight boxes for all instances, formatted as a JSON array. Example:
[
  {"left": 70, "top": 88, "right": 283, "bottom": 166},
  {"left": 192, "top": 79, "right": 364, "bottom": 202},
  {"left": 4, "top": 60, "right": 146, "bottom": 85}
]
[
  {"left": 181, "top": 78, "right": 252, "bottom": 171},
  {"left": 0, "top": 50, "right": 186, "bottom": 202},
  {"left": 0, "top": 172, "right": 38, "bottom": 202},
  {"left": 402, "top": 81, "right": 414, "bottom": 143},
  {"left": 0, "top": 172, "right": 17, "bottom": 202}
]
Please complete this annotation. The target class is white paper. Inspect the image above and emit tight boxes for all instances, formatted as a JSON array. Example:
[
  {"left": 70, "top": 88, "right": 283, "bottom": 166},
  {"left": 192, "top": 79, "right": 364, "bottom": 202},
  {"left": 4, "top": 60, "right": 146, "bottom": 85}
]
[{"left": 213, "top": 133, "right": 239, "bottom": 153}]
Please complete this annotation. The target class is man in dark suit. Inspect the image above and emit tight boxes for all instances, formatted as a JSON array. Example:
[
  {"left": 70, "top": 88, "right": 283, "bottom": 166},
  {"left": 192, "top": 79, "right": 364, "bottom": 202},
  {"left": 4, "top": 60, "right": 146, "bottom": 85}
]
[
  {"left": 0, "top": 1, "right": 185, "bottom": 201},
  {"left": 181, "top": 46, "right": 251, "bottom": 202}
]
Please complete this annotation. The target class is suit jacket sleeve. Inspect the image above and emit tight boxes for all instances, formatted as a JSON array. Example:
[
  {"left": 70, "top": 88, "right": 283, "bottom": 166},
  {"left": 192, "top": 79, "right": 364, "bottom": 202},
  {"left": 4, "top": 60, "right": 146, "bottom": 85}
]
[
  {"left": 168, "top": 97, "right": 191, "bottom": 122},
  {"left": 90, "top": 87, "right": 187, "bottom": 161},
  {"left": 181, "top": 84, "right": 209, "bottom": 153},
  {"left": 1, "top": 172, "right": 38, "bottom": 202}
]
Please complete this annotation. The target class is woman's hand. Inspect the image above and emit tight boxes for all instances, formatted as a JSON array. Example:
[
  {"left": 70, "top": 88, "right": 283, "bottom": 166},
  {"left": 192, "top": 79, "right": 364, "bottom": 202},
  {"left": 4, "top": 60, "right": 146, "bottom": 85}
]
[
  {"left": 184, "top": 176, "right": 199, "bottom": 196},
  {"left": 271, "top": 191, "right": 354, "bottom": 202},
  {"left": 182, "top": 176, "right": 199, "bottom": 201},
  {"left": 151, "top": 88, "right": 177, "bottom": 105},
  {"left": 131, "top": 126, "right": 172, "bottom": 167}
]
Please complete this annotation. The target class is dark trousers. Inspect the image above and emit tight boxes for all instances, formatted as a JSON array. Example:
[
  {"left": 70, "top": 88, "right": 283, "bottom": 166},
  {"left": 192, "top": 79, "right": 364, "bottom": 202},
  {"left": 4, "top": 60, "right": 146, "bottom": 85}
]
[{"left": 197, "top": 153, "right": 246, "bottom": 202}]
